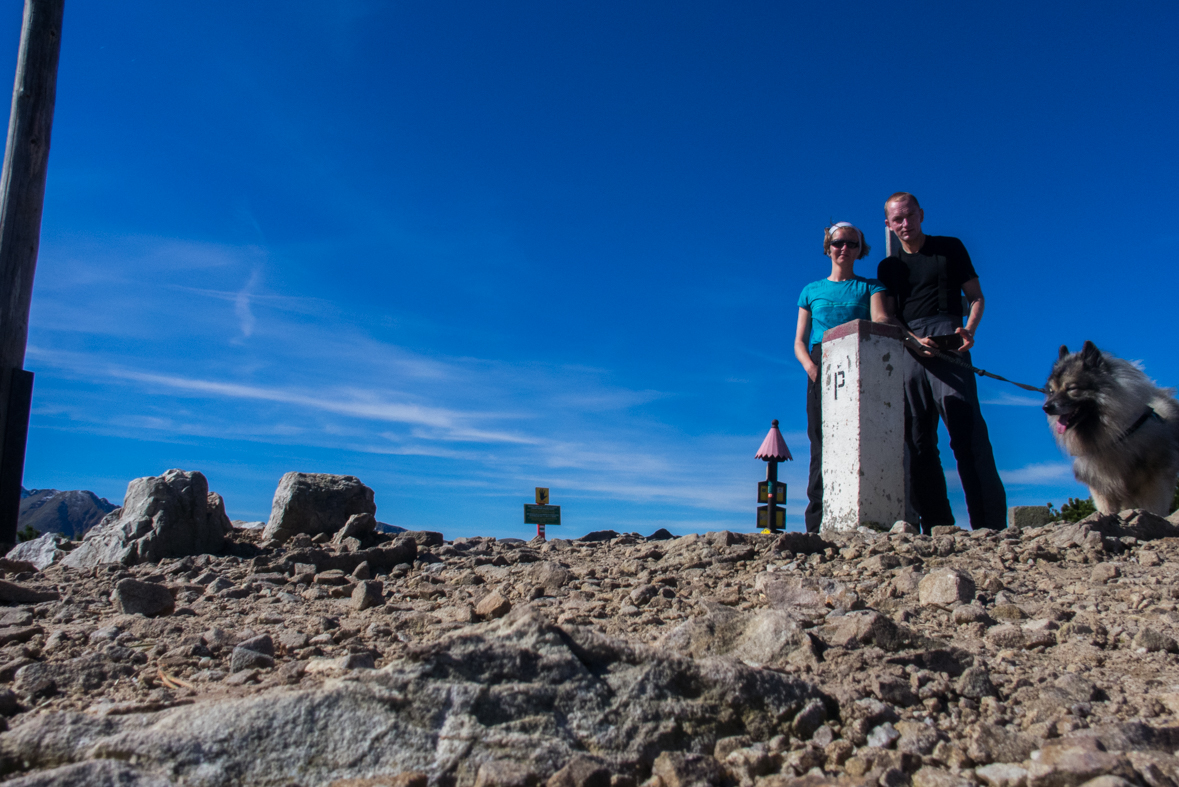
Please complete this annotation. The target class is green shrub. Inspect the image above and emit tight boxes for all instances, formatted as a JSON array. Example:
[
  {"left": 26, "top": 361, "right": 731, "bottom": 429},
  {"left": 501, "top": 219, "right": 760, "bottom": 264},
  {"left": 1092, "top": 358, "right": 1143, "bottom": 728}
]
[
  {"left": 1050, "top": 481, "right": 1179, "bottom": 520},
  {"left": 1046, "top": 497, "right": 1096, "bottom": 523}
]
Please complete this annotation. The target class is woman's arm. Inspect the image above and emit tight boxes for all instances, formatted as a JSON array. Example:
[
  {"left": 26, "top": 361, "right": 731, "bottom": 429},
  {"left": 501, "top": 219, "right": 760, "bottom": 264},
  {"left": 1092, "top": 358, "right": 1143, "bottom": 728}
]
[{"left": 794, "top": 307, "right": 818, "bottom": 382}]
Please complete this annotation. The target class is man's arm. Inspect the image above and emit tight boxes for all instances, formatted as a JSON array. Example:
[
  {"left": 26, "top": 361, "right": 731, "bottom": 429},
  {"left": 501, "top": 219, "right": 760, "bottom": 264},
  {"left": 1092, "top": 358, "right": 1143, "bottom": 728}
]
[
  {"left": 875, "top": 292, "right": 934, "bottom": 356},
  {"left": 957, "top": 277, "right": 984, "bottom": 352}
]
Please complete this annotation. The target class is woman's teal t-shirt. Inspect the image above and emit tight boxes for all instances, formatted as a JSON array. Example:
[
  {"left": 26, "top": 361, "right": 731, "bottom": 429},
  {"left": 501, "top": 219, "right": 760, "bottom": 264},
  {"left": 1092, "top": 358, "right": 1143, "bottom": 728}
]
[{"left": 797, "top": 276, "right": 886, "bottom": 349}]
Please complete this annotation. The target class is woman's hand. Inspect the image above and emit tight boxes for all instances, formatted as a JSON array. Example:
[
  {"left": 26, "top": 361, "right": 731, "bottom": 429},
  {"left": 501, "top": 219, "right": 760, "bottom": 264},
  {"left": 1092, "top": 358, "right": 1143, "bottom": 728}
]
[{"left": 804, "top": 362, "right": 819, "bottom": 383}]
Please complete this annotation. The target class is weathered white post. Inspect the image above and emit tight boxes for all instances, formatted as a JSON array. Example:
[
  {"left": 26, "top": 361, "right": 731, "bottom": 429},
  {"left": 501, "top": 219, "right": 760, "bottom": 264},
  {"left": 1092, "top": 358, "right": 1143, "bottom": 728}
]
[
  {"left": 820, "top": 319, "right": 905, "bottom": 532},
  {"left": 0, "top": 0, "right": 64, "bottom": 551}
]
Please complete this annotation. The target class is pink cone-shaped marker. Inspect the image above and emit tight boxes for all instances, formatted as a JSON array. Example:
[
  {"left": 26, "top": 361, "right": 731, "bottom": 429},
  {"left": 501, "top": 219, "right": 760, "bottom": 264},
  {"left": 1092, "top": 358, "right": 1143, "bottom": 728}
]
[{"left": 755, "top": 419, "right": 793, "bottom": 462}]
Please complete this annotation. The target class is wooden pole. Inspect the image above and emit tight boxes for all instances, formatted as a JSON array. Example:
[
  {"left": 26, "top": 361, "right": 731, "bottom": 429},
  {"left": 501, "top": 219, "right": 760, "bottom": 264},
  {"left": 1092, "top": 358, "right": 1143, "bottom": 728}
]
[{"left": 0, "top": 0, "right": 64, "bottom": 550}]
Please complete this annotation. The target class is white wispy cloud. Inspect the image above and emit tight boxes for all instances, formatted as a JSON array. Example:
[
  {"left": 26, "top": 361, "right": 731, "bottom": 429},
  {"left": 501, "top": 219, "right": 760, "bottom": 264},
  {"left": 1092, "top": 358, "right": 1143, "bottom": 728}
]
[
  {"left": 26, "top": 234, "right": 813, "bottom": 529},
  {"left": 982, "top": 391, "right": 1047, "bottom": 407},
  {"left": 1000, "top": 462, "right": 1075, "bottom": 485},
  {"left": 233, "top": 269, "right": 263, "bottom": 340}
]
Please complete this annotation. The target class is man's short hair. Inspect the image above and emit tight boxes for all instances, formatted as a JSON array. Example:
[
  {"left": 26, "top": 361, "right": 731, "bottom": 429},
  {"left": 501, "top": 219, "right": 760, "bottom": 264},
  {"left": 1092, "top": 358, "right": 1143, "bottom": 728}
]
[{"left": 884, "top": 192, "right": 921, "bottom": 212}]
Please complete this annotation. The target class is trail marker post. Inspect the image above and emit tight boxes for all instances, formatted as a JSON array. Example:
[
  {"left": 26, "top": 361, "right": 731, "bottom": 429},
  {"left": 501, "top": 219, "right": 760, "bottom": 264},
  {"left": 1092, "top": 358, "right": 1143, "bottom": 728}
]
[
  {"left": 754, "top": 420, "right": 792, "bottom": 533},
  {"left": 820, "top": 320, "right": 905, "bottom": 532},
  {"left": 524, "top": 487, "right": 559, "bottom": 541},
  {"left": 0, "top": 0, "right": 64, "bottom": 551}
]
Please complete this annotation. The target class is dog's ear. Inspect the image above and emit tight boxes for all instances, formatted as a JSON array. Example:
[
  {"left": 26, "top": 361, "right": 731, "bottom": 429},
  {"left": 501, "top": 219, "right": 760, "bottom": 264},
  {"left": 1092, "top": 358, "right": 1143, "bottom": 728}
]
[
  {"left": 1059, "top": 345, "right": 1070, "bottom": 360},
  {"left": 1081, "top": 340, "right": 1103, "bottom": 367}
]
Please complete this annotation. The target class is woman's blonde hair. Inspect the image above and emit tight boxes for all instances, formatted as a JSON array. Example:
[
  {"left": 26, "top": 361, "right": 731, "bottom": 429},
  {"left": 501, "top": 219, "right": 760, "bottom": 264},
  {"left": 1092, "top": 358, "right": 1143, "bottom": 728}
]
[{"left": 823, "top": 222, "right": 870, "bottom": 259}]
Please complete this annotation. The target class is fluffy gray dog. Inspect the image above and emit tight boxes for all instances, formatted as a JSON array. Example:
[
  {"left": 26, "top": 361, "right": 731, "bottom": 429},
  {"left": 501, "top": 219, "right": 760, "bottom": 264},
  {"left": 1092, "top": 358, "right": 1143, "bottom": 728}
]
[{"left": 1043, "top": 341, "right": 1179, "bottom": 515}]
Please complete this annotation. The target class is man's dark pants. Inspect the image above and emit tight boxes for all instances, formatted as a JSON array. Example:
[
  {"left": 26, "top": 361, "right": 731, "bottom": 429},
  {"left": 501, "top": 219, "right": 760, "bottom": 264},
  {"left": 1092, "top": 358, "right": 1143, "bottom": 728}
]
[
  {"left": 805, "top": 345, "right": 823, "bottom": 533},
  {"left": 903, "top": 315, "right": 1007, "bottom": 532}
]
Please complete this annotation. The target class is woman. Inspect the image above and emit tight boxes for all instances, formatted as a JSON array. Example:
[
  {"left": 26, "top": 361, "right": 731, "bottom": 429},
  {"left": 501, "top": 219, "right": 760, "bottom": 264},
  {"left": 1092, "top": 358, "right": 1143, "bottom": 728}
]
[{"left": 794, "top": 222, "right": 890, "bottom": 533}]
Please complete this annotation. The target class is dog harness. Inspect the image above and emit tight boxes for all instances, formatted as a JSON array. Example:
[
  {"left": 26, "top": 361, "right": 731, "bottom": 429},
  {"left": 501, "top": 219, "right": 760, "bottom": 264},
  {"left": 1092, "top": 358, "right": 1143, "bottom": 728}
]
[{"left": 1116, "top": 407, "right": 1163, "bottom": 444}]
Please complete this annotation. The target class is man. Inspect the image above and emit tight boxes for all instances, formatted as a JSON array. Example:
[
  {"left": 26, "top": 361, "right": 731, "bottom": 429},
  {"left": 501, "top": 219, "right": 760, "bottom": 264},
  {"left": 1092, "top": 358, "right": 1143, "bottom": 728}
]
[{"left": 876, "top": 193, "right": 1007, "bottom": 531}]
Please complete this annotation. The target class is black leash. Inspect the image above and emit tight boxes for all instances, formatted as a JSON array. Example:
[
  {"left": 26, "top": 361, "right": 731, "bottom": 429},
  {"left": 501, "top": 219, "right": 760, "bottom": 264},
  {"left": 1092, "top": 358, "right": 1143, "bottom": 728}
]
[{"left": 917, "top": 343, "right": 1049, "bottom": 394}]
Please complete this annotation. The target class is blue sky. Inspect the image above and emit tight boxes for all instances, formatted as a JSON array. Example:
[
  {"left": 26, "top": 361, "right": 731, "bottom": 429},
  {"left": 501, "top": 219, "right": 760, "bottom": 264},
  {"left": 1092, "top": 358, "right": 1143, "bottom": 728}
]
[{"left": 10, "top": 1, "right": 1178, "bottom": 538}]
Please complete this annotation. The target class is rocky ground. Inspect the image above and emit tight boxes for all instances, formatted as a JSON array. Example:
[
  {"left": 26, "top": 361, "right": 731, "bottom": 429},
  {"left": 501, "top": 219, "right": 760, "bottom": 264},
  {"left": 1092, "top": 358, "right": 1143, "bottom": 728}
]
[{"left": 2, "top": 506, "right": 1179, "bottom": 787}]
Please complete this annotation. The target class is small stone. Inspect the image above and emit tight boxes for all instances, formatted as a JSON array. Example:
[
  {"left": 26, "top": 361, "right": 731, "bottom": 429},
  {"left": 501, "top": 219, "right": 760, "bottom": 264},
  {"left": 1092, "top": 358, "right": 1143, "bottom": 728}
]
[
  {"left": 986, "top": 623, "right": 1026, "bottom": 649},
  {"left": 867, "top": 721, "right": 901, "bottom": 748},
  {"left": 824, "top": 740, "right": 854, "bottom": 767},
  {"left": 230, "top": 647, "right": 275, "bottom": 673},
  {"left": 952, "top": 604, "right": 989, "bottom": 624},
  {"left": 911, "top": 767, "right": 973, "bottom": 787},
  {"left": 351, "top": 580, "right": 383, "bottom": 611},
  {"left": 891, "top": 520, "right": 920, "bottom": 534},
  {"left": 526, "top": 561, "right": 572, "bottom": 591},
  {"left": 713, "top": 736, "right": 752, "bottom": 761},
  {"left": 545, "top": 756, "right": 611, "bottom": 787},
  {"left": 974, "top": 763, "right": 1029, "bottom": 787},
  {"left": 1091, "top": 563, "right": 1119, "bottom": 583},
  {"left": 0, "top": 579, "right": 58, "bottom": 604},
  {"left": 628, "top": 584, "right": 657, "bottom": 606},
  {"left": 0, "top": 609, "right": 33, "bottom": 627},
  {"left": 237, "top": 634, "right": 275, "bottom": 657},
  {"left": 278, "top": 631, "right": 309, "bottom": 651},
  {"left": 957, "top": 666, "right": 997, "bottom": 699},
  {"left": 224, "top": 668, "right": 259, "bottom": 686},
  {"left": 895, "top": 720, "right": 941, "bottom": 756},
  {"left": 473, "top": 760, "right": 539, "bottom": 787},
  {"left": 651, "top": 751, "right": 723, "bottom": 787},
  {"left": 337, "top": 653, "right": 375, "bottom": 670},
  {"left": 792, "top": 698, "right": 828, "bottom": 740},
  {"left": 811, "top": 725, "right": 835, "bottom": 748},
  {"left": 1132, "top": 628, "right": 1178, "bottom": 653},
  {"left": 991, "top": 604, "right": 1027, "bottom": 621},
  {"left": 0, "top": 626, "right": 42, "bottom": 647},
  {"left": 1079, "top": 778, "right": 1136, "bottom": 787},
  {"left": 1138, "top": 550, "right": 1161, "bottom": 567},
  {"left": 1024, "top": 745, "right": 1134, "bottom": 787},
  {"left": 918, "top": 568, "right": 976, "bottom": 606},
  {"left": 111, "top": 578, "right": 175, "bottom": 617},
  {"left": 351, "top": 561, "right": 372, "bottom": 580},
  {"left": 476, "top": 591, "right": 511, "bottom": 619}
]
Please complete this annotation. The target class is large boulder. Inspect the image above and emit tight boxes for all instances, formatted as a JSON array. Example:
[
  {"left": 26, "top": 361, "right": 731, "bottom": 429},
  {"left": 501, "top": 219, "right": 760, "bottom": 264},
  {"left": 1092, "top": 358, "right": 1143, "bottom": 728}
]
[
  {"left": 60, "top": 470, "right": 230, "bottom": 568},
  {"left": 5, "top": 532, "right": 71, "bottom": 571},
  {"left": 262, "top": 473, "right": 376, "bottom": 543},
  {"left": 0, "top": 610, "right": 830, "bottom": 785}
]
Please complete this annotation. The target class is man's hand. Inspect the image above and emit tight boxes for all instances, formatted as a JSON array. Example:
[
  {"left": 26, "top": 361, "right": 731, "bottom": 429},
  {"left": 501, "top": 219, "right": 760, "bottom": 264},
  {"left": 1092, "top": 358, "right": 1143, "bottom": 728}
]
[
  {"left": 954, "top": 326, "right": 975, "bottom": 352},
  {"left": 906, "top": 335, "right": 937, "bottom": 357}
]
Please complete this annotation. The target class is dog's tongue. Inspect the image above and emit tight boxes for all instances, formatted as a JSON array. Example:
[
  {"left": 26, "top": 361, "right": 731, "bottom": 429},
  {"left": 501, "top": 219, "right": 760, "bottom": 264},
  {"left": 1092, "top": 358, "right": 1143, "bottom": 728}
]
[{"left": 1055, "top": 422, "right": 1067, "bottom": 434}]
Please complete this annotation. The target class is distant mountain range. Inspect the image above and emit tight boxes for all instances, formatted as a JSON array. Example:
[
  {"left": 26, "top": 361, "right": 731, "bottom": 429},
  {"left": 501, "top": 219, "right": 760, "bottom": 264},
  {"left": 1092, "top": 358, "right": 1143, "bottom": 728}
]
[{"left": 19, "top": 487, "right": 118, "bottom": 539}]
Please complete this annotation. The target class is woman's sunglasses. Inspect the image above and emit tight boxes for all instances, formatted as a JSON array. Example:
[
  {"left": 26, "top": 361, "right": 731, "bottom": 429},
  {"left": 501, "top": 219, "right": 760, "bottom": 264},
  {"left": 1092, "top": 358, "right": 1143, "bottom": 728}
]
[{"left": 830, "top": 240, "right": 860, "bottom": 249}]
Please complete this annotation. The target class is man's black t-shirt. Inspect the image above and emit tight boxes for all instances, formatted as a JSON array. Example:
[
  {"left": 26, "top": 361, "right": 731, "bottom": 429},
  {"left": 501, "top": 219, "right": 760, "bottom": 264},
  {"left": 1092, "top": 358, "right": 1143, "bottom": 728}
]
[{"left": 876, "top": 235, "right": 979, "bottom": 323}]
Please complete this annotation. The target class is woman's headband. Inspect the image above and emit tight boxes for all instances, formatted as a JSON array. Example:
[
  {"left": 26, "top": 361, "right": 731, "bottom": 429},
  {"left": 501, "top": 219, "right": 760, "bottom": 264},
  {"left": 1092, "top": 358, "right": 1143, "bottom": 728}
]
[{"left": 827, "top": 221, "right": 864, "bottom": 245}]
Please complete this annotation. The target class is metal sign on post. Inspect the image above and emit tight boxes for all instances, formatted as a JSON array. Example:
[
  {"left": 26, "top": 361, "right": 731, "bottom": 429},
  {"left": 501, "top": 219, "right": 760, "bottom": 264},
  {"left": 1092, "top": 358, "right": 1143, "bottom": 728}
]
[
  {"left": 753, "top": 420, "right": 792, "bottom": 534},
  {"left": 524, "top": 487, "right": 559, "bottom": 540}
]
